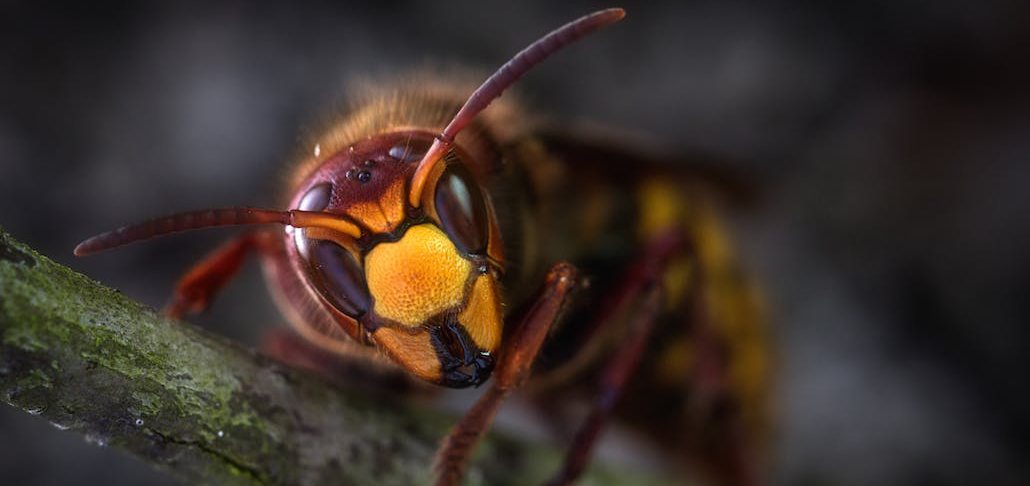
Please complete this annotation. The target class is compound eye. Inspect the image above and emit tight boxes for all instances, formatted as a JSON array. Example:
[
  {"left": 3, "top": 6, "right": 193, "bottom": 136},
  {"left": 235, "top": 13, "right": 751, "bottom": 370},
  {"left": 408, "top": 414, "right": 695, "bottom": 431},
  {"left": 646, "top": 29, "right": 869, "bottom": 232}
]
[
  {"left": 433, "top": 164, "right": 488, "bottom": 254},
  {"left": 293, "top": 182, "right": 368, "bottom": 318},
  {"left": 303, "top": 238, "right": 370, "bottom": 319},
  {"left": 299, "top": 182, "right": 331, "bottom": 211}
]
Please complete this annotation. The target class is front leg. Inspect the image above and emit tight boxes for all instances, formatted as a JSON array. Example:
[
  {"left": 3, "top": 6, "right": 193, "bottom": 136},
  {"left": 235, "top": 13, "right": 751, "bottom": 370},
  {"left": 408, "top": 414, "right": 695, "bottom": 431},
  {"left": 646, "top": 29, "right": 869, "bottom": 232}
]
[
  {"left": 164, "top": 231, "right": 271, "bottom": 318},
  {"left": 434, "top": 262, "right": 579, "bottom": 486}
]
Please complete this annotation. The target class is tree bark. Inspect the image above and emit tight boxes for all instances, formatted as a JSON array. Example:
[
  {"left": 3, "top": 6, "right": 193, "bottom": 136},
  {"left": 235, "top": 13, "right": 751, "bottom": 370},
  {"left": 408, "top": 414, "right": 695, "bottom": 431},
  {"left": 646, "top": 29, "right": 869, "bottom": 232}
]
[{"left": 0, "top": 229, "right": 671, "bottom": 486}]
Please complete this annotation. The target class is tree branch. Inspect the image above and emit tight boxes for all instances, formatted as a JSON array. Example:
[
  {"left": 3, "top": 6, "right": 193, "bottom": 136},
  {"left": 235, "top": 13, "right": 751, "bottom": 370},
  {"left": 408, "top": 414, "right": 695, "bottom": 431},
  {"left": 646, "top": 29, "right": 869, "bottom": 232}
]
[{"left": 0, "top": 229, "right": 672, "bottom": 485}]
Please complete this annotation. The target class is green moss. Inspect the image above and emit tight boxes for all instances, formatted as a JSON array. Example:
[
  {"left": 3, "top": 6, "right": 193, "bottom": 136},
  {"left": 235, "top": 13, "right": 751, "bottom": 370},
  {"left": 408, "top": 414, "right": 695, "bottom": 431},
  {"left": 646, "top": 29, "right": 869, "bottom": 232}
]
[
  {"left": 16, "top": 368, "right": 52, "bottom": 390},
  {"left": 130, "top": 390, "right": 162, "bottom": 416},
  {"left": 2, "top": 324, "right": 49, "bottom": 352},
  {"left": 0, "top": 233, "right": 277, "bottom": 477},
  {"left": 1, "top": 229, "right": 682, "bottom": 486}
]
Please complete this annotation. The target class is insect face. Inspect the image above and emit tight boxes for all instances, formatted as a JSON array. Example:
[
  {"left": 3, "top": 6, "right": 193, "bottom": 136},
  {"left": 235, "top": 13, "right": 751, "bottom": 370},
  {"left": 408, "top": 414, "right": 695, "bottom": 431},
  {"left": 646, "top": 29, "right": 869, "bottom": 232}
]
[
  {"left": 287, "top": 130, "right": 504, "bottom": 388},
  {"left": 74, "top": 7, "right": 624, "bottom": 399}
]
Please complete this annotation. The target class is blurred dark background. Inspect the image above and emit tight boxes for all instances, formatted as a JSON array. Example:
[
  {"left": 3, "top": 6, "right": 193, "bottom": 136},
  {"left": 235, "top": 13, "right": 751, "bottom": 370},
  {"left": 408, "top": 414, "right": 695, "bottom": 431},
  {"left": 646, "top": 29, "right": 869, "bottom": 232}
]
[{"left": 1, "top": 1, "right": 1028, "bottom": 485}]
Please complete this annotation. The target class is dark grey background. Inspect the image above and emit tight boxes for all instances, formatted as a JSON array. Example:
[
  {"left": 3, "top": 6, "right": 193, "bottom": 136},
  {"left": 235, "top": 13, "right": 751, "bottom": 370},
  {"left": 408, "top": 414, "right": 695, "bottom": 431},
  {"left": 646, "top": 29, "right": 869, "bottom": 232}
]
[{"left": 1, "top": 1, "right": 1027, "bottom": 485}]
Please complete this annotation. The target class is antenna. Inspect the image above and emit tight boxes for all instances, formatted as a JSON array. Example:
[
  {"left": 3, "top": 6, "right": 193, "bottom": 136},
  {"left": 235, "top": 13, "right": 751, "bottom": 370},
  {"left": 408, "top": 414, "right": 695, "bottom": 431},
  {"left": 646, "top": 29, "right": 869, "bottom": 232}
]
[
  {"left": 74, "top": 207, "right": 362, "bottom": 256},
  {"left": 408, "top": 8, "right": 626, "bottom": 207}
]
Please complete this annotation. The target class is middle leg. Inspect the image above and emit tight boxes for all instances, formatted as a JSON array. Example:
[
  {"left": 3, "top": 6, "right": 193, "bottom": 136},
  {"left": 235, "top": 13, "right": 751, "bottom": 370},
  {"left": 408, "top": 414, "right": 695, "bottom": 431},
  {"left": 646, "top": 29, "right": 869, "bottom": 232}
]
[
  {"left": 546, "top": 230, "right": 685, "bottom": 486},
  {"left": 164, "top": 231, "right": 267, "bottom": 318},
  {"left": 546, "top": 283, "right": 664, "bottom": 486}
]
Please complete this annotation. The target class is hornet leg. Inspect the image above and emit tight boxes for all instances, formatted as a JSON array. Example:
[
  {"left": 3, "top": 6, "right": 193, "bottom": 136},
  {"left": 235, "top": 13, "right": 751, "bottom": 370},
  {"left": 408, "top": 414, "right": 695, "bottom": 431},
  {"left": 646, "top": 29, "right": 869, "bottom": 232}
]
[{"left": 433, "top": 262, "right": 580, "bottom": 486}]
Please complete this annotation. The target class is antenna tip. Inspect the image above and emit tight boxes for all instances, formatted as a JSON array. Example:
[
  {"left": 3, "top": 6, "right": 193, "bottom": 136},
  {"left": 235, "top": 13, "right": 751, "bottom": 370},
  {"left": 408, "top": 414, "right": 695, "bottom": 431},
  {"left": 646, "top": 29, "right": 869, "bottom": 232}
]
[
  {"left": 73, "top": 241, "right": 91, "bottom": 257},
  {"left": 73, "top": 234, "right": 107, "bottom": 256},
  {"left": 592, "top": 7, "right": 626, "bottom": 22}
]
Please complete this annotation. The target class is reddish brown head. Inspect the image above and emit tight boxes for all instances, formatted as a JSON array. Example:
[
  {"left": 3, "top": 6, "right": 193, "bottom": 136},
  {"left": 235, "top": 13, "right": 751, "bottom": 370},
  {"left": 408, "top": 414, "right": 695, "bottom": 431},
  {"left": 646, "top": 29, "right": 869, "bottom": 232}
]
[{"left": 285, "top": 129, "right": 506, "bottom": 387}]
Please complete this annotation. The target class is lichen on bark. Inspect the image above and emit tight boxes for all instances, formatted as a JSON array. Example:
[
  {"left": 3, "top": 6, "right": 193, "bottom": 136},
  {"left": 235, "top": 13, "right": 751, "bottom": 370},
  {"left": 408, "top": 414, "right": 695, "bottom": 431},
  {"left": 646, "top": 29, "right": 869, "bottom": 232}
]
[{"left": 0, "top": 229, "right": 673, "bottom": 485}]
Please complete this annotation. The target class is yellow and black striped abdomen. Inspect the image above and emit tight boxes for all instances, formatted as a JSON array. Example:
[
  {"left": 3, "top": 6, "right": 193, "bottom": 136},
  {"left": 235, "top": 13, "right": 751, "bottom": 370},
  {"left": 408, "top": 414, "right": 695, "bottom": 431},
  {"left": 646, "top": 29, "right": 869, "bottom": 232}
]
[{"left": 522, "top": 160, "right": 772, "bottom": 482}]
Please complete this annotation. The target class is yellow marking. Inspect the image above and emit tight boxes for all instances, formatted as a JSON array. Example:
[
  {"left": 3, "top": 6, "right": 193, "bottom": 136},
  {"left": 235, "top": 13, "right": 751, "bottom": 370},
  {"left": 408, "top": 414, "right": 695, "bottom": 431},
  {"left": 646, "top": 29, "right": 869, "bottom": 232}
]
[
  {"left": 371, "top": 327, "right": 441, "bottom": 383},
  {"left": 637, "top": 178, "right": 685, "bottom": 240},
  {"left": 291, "top": 212, "right": 362, "bottom": 239},
  {"left": 695, "top": 207, "right": 733, "bottom": 269},
  {"left": 381, "top": 178, "right": 406, "bottom": 229},
  {"left": 365, "top": 224, "right": 471, "bottom": 327},
  {"left": 714, "top": 278, "right": 771, "bottom": 430},
  {"left": 409, "top": 138, "right": 448, "bottom": 207},
  {"left": 656, "top": 339, "right": 695, "bottom": 385},
  {"left": 685, "top": 205, "right": 771, "bottom": 434},
  {"left": 345, "top": 202, "right": 389, "bottom": 232},
  {"left": 457, "top": 275, "right": 502, "bottom": 352},
  {"left": 345, "top": 179, "right": 406, "bottom": 233},
  {"left": 661, "top": 256, "right": 693, "bottom": 311}
]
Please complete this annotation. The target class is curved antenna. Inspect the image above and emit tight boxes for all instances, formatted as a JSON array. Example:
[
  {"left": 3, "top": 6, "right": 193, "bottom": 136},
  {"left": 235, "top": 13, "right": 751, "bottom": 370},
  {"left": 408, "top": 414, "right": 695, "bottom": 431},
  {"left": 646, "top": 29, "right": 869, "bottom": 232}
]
[
  {"left": 74, "top": 207, "right": 362, "bottom": 256},
  {"left": 408, "top": 8, "right": 626, "bottom": 207}
]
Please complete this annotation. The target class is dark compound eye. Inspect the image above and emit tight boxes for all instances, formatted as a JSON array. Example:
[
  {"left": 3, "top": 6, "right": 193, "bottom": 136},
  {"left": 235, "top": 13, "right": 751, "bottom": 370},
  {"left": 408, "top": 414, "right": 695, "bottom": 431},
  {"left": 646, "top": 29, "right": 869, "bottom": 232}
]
[
  {"left": 433, "top": 164, "right": 488, "bottom": 254},
  {"left": 294, "top": 183, "right": 368, "bottom": 318},
  {"left": 302, "top": 239, "right": 370, "bottom": 319},
  {"left": 299, "top": 182, "right": 331, "bottom": 211}
]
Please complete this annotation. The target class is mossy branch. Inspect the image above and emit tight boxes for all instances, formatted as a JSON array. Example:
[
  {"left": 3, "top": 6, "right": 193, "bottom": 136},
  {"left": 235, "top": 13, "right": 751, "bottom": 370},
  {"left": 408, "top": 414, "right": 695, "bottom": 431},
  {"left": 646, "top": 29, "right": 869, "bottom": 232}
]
[{"left": 0, "top": 229, "right": 669, "bottom": 486}]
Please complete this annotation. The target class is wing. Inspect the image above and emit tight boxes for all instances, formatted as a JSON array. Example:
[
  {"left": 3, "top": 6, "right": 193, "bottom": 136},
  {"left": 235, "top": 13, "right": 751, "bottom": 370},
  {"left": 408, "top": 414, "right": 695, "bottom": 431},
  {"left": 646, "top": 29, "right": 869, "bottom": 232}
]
[{"left": 534, "top": 122, "right": 764, "bottom": 208}]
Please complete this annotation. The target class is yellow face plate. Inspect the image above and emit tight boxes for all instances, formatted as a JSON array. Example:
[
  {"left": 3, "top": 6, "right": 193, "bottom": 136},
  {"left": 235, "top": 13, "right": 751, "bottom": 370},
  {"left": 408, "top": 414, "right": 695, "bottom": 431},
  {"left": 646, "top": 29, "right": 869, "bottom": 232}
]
[
  {"left": 365, "top": 224, "right": 471, "bottom": 327},
  {"left": 457, "top": 275, "right": 502, "bottom": 352}
]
